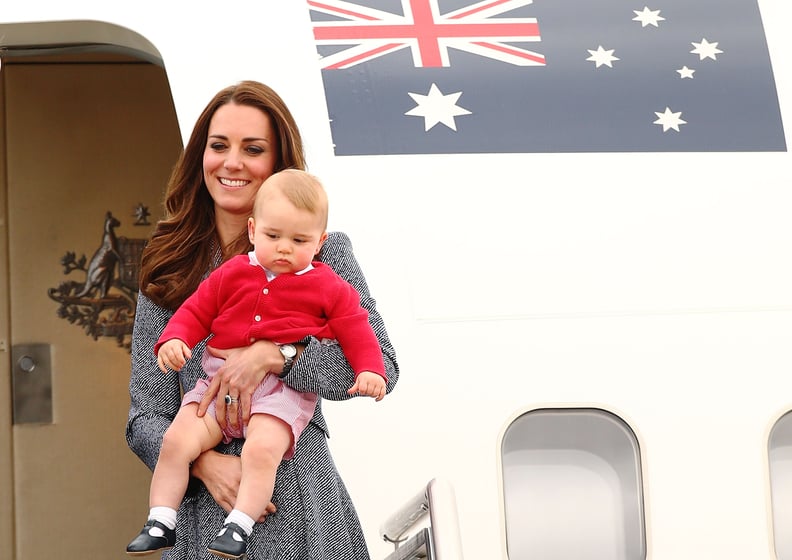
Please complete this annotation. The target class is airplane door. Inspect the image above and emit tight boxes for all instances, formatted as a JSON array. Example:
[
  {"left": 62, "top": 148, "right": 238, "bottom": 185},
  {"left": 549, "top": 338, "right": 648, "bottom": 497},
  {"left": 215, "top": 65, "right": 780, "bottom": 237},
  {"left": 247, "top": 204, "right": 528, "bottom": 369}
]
[{"left": 0, "top": 54, "right": 182, "bottom": 559}]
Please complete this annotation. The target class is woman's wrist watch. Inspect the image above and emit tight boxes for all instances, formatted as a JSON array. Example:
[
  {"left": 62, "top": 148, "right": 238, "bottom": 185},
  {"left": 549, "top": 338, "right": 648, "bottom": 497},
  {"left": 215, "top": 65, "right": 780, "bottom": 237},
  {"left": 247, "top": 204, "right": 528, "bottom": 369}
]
[{"left": 278, "top": 344, "right": 297, "bottom": 378}]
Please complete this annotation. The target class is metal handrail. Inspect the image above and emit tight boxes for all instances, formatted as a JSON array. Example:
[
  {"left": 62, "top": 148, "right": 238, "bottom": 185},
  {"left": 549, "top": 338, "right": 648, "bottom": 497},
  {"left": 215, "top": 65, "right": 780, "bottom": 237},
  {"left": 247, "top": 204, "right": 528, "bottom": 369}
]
[{"left": 380, "top": 478, "right": 464, "bottom": 560}]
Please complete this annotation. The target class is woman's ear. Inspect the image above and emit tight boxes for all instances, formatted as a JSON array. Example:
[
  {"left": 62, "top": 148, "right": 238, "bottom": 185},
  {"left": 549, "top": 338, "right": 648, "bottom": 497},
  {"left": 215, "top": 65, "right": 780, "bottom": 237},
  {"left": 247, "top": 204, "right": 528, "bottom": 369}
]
[{"left": 247, "top": 217, "right": 256, "bottom": 244}]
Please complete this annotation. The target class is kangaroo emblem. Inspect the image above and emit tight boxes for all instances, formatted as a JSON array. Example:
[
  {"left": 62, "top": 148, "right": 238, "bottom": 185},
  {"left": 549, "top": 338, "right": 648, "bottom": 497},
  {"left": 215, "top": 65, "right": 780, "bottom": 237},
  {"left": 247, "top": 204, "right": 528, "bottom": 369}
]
[
  {"left": 74, "top": 211, "right": 122, "bottom": 298},
  {"left": 48, "top": 209, "right": 147, "bottom": 350}
]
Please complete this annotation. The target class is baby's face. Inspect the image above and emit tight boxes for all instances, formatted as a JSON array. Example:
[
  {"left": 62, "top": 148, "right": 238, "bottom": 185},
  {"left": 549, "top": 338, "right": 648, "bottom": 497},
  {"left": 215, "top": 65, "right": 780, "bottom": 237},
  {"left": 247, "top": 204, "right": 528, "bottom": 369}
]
[{"left": 248, "top": 190, "right": 327, "bottom": 274}]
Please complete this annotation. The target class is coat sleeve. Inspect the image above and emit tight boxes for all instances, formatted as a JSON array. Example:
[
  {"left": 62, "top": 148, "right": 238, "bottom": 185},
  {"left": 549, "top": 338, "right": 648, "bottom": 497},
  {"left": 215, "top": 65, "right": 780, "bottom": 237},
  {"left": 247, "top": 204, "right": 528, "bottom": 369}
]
[
  {"left": 279, "top": 231, "right": 398, "bottom": 402},
  {"left": 125, "top": 292, "right": 183, "bottom": 471}
]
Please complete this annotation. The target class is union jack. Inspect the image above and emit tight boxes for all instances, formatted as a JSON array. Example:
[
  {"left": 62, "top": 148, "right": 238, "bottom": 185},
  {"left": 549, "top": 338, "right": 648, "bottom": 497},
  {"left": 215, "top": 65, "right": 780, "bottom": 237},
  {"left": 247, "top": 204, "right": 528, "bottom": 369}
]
[{"left": 308, "top": 0, "right": 545, "bottom": 69}]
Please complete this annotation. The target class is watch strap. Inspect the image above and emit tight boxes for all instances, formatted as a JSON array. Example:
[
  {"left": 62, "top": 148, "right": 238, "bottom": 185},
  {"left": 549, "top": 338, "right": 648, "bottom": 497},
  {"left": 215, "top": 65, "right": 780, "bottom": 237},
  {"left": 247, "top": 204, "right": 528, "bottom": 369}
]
[{"left": 279, "top": 344, "right": 296, "bottom": 377}]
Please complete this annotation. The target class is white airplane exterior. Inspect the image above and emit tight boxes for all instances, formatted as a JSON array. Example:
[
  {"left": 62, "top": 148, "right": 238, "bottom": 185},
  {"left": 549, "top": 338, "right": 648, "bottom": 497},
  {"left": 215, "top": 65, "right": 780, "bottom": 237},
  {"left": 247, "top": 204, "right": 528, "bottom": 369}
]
[{"left": 2, "top": 1, "right": 792, "bottom": 559}]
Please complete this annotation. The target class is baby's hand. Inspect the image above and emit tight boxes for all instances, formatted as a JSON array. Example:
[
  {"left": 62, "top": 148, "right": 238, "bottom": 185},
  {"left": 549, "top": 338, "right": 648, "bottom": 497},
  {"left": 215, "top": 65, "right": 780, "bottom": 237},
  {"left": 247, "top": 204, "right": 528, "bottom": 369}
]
[
  {"left": 348, "top": 371, "right": 386, "bottom": 402},
  {"left": 157, "top": 339, "right": 192, "bottom": 373}
]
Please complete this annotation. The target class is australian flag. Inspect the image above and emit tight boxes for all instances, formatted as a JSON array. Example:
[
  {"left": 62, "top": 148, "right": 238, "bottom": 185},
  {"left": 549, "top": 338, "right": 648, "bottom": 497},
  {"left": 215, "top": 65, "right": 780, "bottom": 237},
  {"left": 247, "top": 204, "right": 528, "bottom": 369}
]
[{"left": 307, "top": 0, "right": 787, "bottom": 155}]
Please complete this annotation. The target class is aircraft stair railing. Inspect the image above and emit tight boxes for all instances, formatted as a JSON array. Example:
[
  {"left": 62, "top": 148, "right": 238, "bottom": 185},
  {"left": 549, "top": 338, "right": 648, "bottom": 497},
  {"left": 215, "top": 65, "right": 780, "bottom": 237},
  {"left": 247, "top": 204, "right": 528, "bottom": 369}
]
[{"left": 380, "top": 478, "right": 464, "bottom": 560}]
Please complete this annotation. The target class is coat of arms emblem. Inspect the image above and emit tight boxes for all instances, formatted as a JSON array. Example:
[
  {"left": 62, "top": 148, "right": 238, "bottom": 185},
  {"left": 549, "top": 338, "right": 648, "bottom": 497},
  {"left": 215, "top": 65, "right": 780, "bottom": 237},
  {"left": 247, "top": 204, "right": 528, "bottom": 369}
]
[{"left": 47, "top": 210, "right": 148, "bottom": 350}]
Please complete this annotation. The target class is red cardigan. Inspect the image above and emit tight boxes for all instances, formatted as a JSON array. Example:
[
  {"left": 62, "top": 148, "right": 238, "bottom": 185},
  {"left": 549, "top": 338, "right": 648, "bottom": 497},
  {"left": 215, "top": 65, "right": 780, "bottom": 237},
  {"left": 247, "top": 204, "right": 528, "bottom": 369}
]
[{"left": 155, "top": 254, "right": 385, "bottom": 377}]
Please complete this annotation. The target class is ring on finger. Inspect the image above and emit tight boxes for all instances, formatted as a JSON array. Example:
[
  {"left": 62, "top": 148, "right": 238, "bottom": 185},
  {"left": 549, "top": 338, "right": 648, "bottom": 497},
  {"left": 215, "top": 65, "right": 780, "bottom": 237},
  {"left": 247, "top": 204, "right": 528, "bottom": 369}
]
[{"left": 224, "top": 394, "right": 239, "bottom": 405}]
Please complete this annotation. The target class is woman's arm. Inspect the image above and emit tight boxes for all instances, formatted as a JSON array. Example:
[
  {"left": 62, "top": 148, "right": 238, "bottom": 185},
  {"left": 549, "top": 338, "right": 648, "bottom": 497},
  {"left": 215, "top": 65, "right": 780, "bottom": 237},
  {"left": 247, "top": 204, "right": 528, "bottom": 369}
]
[
  {"left": 125, "top": 292, "right": 182, "bottom": 471},
  {"left": 279, "top": 231, "right": 399, "bottom": 400}
]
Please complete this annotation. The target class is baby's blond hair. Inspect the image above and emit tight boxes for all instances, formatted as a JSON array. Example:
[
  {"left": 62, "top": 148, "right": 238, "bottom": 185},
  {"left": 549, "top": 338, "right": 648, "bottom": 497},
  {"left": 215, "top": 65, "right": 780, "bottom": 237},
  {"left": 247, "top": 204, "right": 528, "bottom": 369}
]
[{"left": 254, "top": 169, "right": 329, "bottom": 230}]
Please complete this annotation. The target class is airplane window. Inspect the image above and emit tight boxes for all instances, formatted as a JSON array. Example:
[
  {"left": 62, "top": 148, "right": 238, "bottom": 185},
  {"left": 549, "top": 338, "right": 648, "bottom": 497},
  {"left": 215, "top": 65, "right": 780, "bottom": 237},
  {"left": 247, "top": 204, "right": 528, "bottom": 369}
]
[{"left": 500, "top": 407, "right": 646, "bottom": 560}]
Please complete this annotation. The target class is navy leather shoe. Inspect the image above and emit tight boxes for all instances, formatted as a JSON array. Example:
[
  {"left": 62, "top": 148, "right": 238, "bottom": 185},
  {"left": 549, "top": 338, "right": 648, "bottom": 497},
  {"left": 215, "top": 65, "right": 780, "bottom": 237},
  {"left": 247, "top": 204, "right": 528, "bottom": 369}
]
[
  {"left": 126, "top": 519, "right": 176, "bottom": 555},
  {"left": 207, "top": 522, "right": 248, "bottom": 559}
]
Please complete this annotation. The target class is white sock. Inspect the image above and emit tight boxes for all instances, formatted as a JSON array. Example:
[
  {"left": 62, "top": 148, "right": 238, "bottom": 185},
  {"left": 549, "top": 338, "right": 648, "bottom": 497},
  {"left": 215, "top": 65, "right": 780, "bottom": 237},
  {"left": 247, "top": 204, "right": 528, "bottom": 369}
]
[
  {"left": 224, "top": 509, "right": 254, "bottom": 536},
  {"left": 149, "top": 506, "right": 177, "bottom": 530}
]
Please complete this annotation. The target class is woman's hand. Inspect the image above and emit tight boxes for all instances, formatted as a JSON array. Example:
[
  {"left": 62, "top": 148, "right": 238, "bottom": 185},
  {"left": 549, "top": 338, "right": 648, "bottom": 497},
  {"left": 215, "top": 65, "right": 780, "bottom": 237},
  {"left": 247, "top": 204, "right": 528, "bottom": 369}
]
[
  {"left": 197, "top": 340, "right": 283, "bottom": 429},
  {"left": 191, "top": 450, "right": 276, "bottom": 521}
]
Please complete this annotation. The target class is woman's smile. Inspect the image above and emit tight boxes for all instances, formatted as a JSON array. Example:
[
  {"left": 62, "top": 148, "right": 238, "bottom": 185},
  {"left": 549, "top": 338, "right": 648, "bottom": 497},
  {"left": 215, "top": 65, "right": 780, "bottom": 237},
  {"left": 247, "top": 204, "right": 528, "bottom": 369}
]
[{"left": 218, "top": 177, "right": 250, "bottom": 188}]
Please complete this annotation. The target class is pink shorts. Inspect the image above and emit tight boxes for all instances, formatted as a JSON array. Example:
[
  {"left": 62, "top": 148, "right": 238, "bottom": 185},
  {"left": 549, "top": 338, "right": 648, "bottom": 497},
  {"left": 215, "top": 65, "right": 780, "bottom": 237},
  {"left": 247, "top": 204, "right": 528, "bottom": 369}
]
[{"left": 181, "top": 355, "right": 317, "bottom": 459}]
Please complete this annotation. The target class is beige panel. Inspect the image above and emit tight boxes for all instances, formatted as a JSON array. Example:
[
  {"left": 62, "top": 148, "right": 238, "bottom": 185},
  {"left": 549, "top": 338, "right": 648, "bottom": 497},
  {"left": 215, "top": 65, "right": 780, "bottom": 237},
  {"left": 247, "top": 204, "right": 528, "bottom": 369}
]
[
  {"left": 5, "top": 61, "right": 181, "bottom": 559},
  {"left": 0, "top": 63, "right": 16, "bottom": 555}
]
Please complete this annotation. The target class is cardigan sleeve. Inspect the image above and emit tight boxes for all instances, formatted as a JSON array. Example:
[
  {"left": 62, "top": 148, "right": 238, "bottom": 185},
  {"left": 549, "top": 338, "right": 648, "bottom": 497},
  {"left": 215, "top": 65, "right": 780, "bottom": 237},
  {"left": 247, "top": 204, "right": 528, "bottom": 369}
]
[
  {"left": 324, "top": 274, "right": 386, "bottom": 378},
  {"left": 154, "top": 264, "right": 223, "bottom": 355}
]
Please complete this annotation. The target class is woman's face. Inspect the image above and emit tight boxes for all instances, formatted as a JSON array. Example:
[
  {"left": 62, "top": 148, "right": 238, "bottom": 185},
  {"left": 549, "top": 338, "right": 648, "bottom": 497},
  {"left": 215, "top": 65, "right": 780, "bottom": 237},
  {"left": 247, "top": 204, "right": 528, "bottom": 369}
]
[{"left": 203, "top": 102, "right": 279, "bottom": 219}]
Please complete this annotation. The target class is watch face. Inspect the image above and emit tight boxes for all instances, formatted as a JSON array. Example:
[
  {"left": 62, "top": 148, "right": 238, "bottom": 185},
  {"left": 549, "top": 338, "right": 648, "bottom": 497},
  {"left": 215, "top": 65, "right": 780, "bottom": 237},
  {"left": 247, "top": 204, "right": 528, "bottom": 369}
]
[{"left": 281, "top": 344, "right": 297, "bottom": 358}]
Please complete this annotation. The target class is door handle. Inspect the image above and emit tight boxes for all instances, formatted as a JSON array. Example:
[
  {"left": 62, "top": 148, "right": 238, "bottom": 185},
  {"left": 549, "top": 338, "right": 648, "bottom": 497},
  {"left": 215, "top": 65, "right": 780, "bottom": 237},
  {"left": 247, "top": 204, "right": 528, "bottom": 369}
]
[{"left": 11, "top": 343, "right": 53, "bottom": 424}]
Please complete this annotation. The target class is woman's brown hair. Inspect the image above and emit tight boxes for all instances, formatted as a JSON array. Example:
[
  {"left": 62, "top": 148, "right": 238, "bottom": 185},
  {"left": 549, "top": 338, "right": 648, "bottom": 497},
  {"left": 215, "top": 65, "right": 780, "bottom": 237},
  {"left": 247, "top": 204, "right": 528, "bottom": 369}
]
[{"left": 139, "top": 81, "right": 306, "bottom": 310}]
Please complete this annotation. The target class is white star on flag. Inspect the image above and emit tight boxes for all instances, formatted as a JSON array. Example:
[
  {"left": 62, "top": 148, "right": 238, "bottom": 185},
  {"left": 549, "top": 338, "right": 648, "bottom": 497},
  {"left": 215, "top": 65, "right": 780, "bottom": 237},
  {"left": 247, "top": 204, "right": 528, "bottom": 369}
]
[
  {"left": 586, "top": 46, "right": 620, "bottom": 68},
  {"left": 691, "top": 38, "right": 723, "bottom": 61},
  {"left": 677, "top": 66, "right": 695, "bottom": 79},
  {"left": 633, "top": 7, "right": 665, "bottom": 27},
  {"left": 654, "top": 107, "right": 687, "bottom": 132},
  {"left": 405, "top": 83, "right": 472, "bottom": 131}
]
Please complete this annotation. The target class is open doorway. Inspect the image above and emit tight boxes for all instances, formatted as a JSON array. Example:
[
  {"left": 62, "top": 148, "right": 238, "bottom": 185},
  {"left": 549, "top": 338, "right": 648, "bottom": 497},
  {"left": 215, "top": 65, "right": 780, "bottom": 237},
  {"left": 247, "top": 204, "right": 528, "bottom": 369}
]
[{"left": 0, "top": 21, "right": 182, "bottom": 559}]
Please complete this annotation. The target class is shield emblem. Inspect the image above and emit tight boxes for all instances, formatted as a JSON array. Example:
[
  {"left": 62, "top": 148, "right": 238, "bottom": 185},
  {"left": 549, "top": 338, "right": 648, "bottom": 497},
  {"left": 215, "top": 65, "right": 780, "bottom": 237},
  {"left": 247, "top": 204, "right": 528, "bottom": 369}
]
[{"left": 117, "top": 237, "right": 147, "bottom": 292}]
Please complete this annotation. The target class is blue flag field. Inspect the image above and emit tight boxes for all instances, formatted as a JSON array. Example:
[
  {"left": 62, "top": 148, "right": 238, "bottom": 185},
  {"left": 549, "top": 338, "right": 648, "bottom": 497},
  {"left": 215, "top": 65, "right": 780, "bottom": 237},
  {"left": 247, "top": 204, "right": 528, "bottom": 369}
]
[{"left": 308, "top": 0, "right": 787, "bottom": 155}]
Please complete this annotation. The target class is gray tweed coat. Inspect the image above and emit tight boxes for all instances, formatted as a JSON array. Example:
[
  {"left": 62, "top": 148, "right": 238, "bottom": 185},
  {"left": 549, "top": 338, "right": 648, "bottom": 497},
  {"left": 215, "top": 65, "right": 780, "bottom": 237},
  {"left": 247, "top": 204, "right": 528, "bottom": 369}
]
[{"left": 126, "top": 232, "right": 399, "bottom": 559}]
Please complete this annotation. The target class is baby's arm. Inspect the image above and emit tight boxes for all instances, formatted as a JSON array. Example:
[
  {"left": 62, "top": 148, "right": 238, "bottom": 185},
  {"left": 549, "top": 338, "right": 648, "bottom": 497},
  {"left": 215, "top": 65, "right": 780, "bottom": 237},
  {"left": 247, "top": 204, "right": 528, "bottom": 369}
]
[
  {"left": 348, "top": 371, "right": 386, "bottom": 402},
  {"left": 156, "top": 338, "right": 192, "bottom": 373}
]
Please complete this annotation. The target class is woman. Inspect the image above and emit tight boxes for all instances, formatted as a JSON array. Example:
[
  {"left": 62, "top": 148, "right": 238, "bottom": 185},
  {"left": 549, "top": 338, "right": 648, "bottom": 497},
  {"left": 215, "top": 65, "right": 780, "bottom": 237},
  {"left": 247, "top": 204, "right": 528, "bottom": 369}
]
[{"left": 126, "top": 81, "right": 399, "bottom": 559}]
